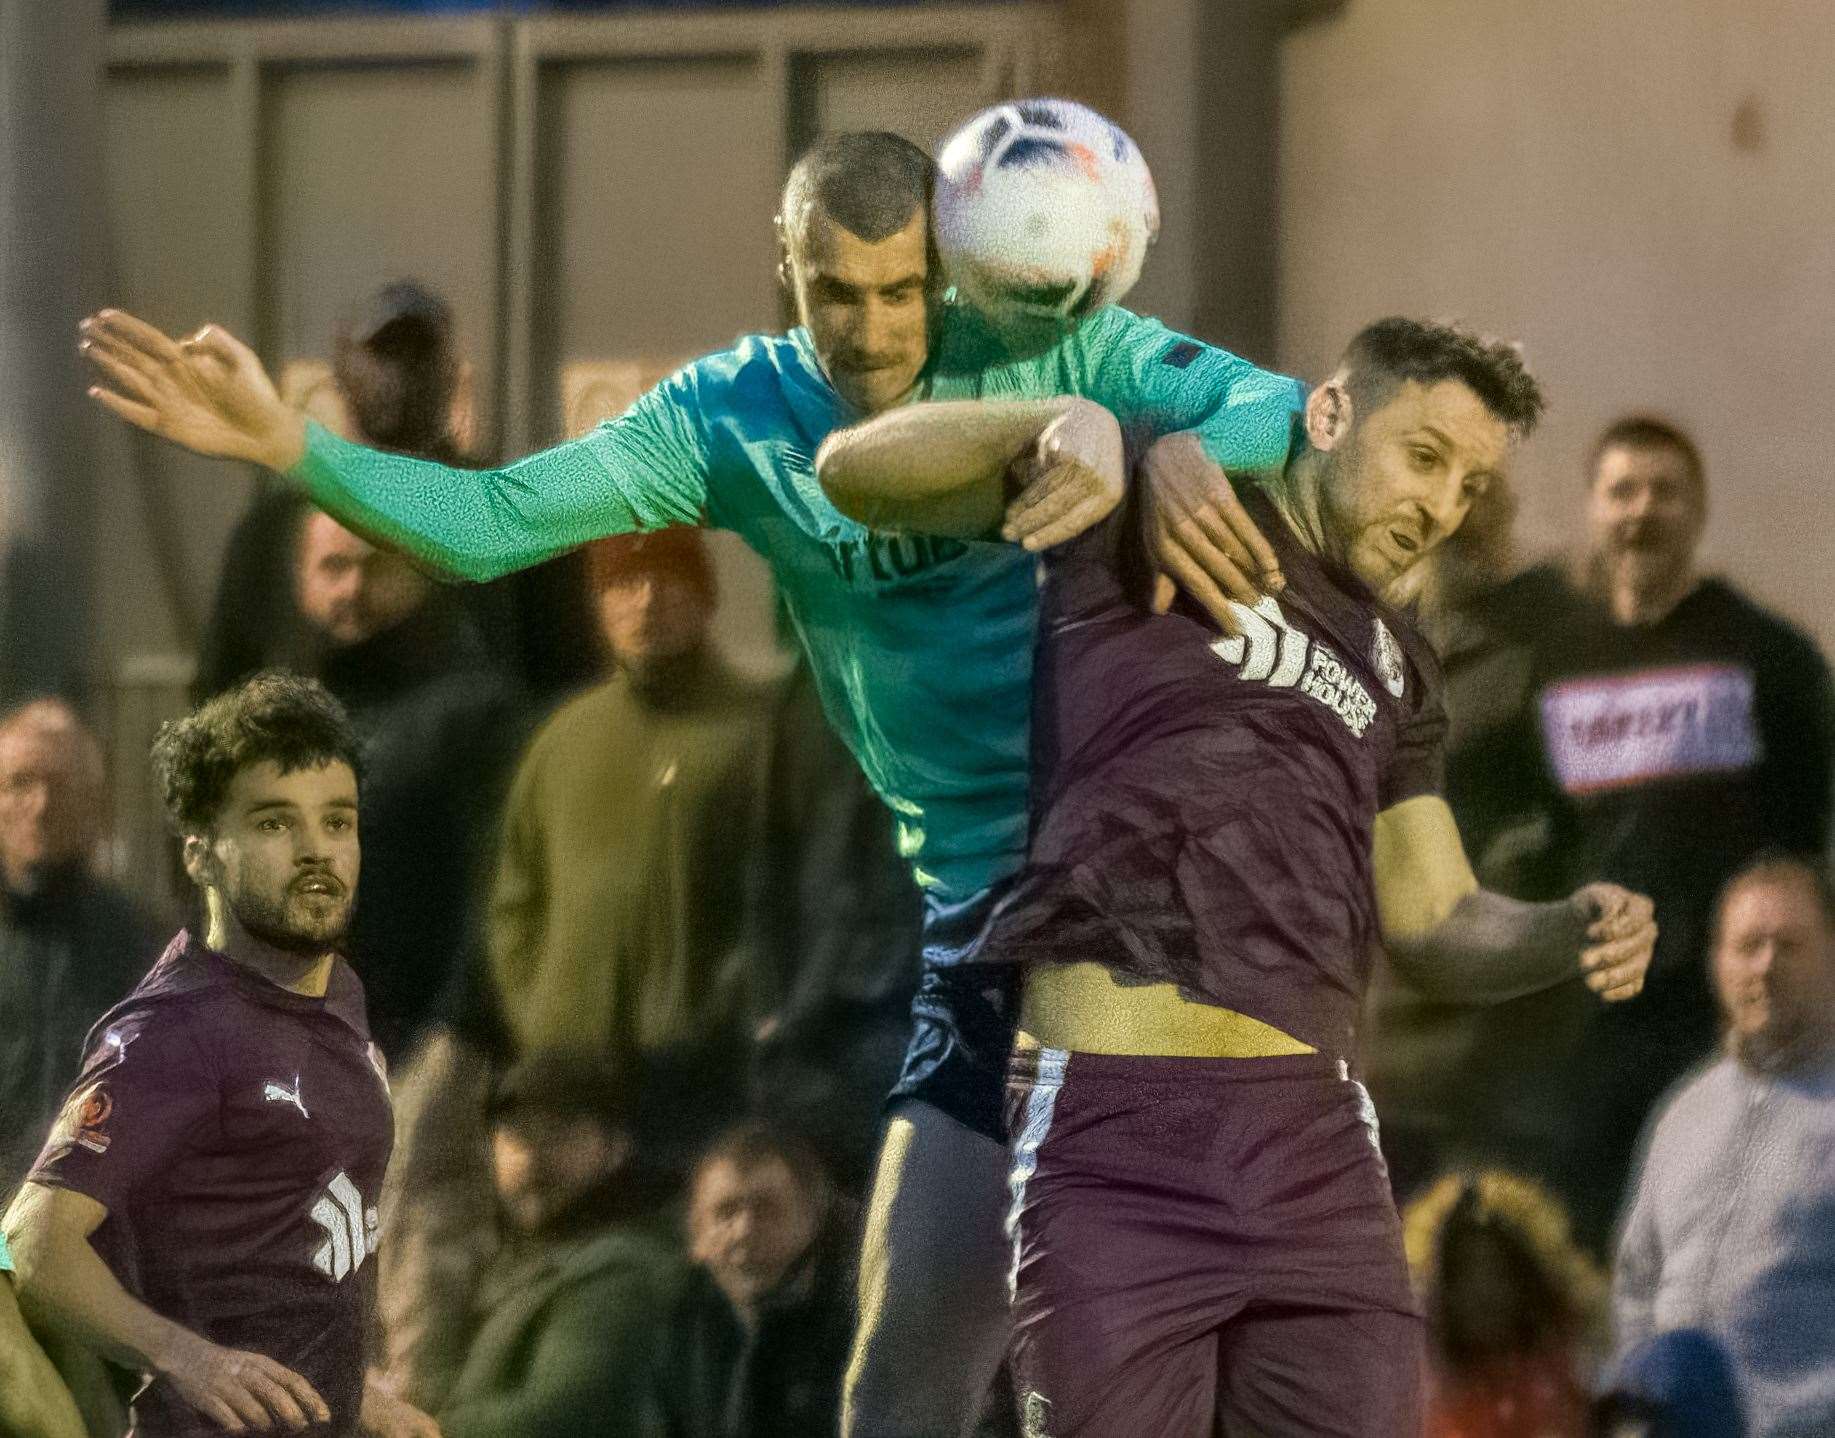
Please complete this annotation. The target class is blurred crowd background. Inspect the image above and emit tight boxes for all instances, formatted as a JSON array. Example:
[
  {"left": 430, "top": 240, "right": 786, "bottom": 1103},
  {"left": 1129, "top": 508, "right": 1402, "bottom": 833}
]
[{"left": 4, "top": 2, "right": 1834, "bottom": 1435}]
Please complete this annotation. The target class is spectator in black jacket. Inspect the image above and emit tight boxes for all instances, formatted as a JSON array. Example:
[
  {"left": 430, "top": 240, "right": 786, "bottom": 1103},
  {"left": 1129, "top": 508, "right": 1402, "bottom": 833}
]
[
  {"left": 1373, "top": 415, "right": 1835, "bottom": 1249},
  {"left": 745, "top": 660, "right": 923, "bottom": 1194},
  {"left": 663, "top": 1123, "right": 853, "bottom": 1438},
  {"left": 0, "top": 699, "right": 157, "bottom": 1192},
  {"left": 293, "top": 505, "right": 525, "bottom": 1060}
]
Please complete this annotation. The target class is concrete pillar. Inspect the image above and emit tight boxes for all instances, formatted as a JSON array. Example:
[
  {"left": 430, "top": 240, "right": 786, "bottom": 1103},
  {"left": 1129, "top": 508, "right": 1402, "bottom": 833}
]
[{"left": 0, "top": 0, "right": 110, "bottom": 703}]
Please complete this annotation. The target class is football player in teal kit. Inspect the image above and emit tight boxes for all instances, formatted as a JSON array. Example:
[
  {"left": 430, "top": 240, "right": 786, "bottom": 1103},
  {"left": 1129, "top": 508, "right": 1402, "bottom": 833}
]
[{"left": 80, "top": 131, "right": 1301, "bottom": 1437}]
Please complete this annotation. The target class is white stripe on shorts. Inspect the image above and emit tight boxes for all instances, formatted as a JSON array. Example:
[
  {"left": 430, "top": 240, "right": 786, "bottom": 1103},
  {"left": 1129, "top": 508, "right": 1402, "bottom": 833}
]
[{"left": 1006, "top": 1047, "right": 1068, "bottom": 1302}]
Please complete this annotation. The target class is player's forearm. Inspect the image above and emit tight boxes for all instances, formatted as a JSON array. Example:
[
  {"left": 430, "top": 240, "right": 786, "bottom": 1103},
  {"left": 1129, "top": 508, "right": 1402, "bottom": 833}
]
[
  {"left": 6, "top": 1201, "right": 193, "bottom": 1377},
  {"left": 815, "top": 398, "right": 1071, "bottom": 529},
  {"left": 1088, "top": 309, "right": 1303, "bottom": 474},
  {"left": 287, "top": 423, "right": 651, "bottom": 583},
  {"left": 1385, "top": 888, "right": 1589, "bottom": 1004}
]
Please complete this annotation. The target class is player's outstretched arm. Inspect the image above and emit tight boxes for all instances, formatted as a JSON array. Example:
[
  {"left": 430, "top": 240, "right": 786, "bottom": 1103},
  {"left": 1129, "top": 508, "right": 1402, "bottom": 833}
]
[
  {"left": 816, "top": 396, "right": 1121, "bottom": 542},
  {"left": 82, "top": 310, "right": 713, "bottom": 584},
  {"left": 0, "top": 1268, "right": 87, "bottom": 1438},
  {"left": 3, "top": 1184, "right": 330, "bottom": 1433},
  {"left": 1374, "top": 794, "right": 1655, "bottom": 1004}
]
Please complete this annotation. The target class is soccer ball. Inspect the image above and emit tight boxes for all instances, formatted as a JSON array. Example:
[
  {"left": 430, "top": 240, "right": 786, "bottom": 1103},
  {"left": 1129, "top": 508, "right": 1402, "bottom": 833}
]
[{"left": 935, "top": 98, "right": 1160, "bottom": 331}]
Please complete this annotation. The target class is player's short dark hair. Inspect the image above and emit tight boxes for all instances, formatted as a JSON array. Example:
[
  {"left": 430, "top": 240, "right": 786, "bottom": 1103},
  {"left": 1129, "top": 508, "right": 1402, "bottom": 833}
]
[
  {"left": 1339, "top": 317, "right": 1545, "bottom": 437},
  {"left": 778, "top": 131, "right": 936, "bottom": 252},
  {"left": 1586, "top": 413, "right": 1704, "bottom": 491},
  {"left": 1712, "top": 849, "right": 1835, "bottom": 946},
  {"left": 152, "top": 672, "right": 363, "bottom": 836}
]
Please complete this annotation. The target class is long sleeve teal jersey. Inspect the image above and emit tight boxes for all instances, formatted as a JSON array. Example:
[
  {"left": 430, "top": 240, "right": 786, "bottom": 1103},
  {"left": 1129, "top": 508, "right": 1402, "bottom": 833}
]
[{"left": 291, "top": 304, "right": 1306, "bottom": 902}]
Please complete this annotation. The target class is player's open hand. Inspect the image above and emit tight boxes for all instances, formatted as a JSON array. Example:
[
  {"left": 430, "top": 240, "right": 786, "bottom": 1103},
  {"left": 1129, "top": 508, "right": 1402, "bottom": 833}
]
[
  {"left": 1001, "top": 397, "right": 1124, "bottom": 550},
  {"left": 1572, "top": 882, "right": 1656, "bottom": 1002},
  {"left": 1139, "top": 431, "right": 1284, "bottom": 634},
  {"left": 79, "top": 309, "right": 305, "bottom": 472},
  {"left": 359, "top": 1375, "right": 442, "bottom": 1438},
  {"left": 156, "top": 1331, "right": 330, "bottom": 1432}
]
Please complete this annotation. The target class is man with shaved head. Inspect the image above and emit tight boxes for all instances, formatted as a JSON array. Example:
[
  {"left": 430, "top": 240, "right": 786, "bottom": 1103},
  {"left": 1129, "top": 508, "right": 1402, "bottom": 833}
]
[{"left": 0, "top": 699, "right": 156, "bottom": 1191}]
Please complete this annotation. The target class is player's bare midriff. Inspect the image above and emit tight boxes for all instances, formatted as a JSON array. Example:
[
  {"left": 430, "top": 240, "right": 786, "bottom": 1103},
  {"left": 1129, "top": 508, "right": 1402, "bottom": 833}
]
[{"left": 1017, "top": 961, "right": 1318, "bottom": 1058}]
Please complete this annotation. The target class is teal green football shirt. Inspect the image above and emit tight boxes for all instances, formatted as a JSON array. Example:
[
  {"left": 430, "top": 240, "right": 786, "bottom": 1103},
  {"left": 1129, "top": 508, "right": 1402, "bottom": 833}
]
[
  {"left": 0, "top": 1228, "right": 11, "bottom": 1273},
  {"left": 292, "top": 304, "right": 1304, "bottom": 902}
]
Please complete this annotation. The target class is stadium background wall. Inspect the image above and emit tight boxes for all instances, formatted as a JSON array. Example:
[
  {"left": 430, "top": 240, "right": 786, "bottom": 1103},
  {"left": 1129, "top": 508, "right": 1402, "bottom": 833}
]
[{"left": 2, "top": 0, "right": 1831, "bottom": 900}]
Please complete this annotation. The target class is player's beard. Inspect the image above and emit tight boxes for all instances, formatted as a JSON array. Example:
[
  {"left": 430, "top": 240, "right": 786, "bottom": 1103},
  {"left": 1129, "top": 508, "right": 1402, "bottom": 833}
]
[{"left": 229, "top": 880, "right": 352, "bottom": 956}]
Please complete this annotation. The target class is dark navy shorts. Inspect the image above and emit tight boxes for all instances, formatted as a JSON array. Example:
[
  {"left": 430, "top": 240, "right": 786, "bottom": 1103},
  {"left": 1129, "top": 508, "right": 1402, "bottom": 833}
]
[
  {"left": 1005, "top": 1047, "right": 1423, "bottom": 1437},
  {"left": 887, "top": 961, "right": 1023, "bottom": 1143},
  {"left": 885, "top": 883, "right": 1023, "bottom": 1143}
]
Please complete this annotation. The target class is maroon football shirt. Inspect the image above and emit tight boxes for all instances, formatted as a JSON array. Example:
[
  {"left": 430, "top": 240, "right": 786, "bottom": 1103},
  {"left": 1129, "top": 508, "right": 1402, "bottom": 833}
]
[
  {"left": 990, "top": 490, "right": 1448, "bottom": 1060},
  {"left": 30, "top": 931, "right": 394, "bottom": 1437}
]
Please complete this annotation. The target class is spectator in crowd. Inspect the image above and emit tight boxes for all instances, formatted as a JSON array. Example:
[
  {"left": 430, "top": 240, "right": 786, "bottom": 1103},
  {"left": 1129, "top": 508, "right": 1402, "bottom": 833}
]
[
  {"left": 1612, "top": 852, "right": 1835, "bottom": 1437},
  {"left": 1404, "top": 1170, "right": 1605, "bottom": 1438},
  {"left": 482, "top": 527, "right": 772, "bottom": 1166},
  {"left": 1593, "top": 1330, "right": 1745, "bottom": 1438},
  {"left": 746, "top": 658, "right": 923, "bottom": 1194},
  {"left": 0, "top": 699, "right": 157, "bottom": 1192},
  {"left": 297, "top": 500, "right": 525, "bottom": 1061},
  {"left": 1, "top": 1231, "right": 87, "bottom": 1438},
  {"left": 194, "top": 280, "right": 597, "bottom": 706},
  {"left": 435, "top": 1051, "right": 683, "bottom": 1438},
  {"left": 1373, "top": 416, "right": 1834, "bottom": 1244},
  {"left": 193, "top": 280, "right": 472, "bottom": 701},
  {"left": 661, "top": 1123, "right": 853, "bottom": 1438},
  {"left": 376, "top": 530, "right": 770, "bottom": 1406}
]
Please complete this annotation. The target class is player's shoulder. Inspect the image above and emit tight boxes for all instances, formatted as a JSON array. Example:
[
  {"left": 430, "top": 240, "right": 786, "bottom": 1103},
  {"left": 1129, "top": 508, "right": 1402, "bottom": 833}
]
[
  {"left": 668, "top": 330, "right": 808, "bottom": 399},
  {"left": 81, "top": 934, "right": 239, "bottom": 1060}
]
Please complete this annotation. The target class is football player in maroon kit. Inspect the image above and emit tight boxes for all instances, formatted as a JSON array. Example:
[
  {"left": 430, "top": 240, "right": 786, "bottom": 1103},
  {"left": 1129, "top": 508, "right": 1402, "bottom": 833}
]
[
  {"left": 817, "top": 318, "right": 1658, "bottom": 1437},
  {"left": 2, "top": 674, "right": 437, "bottom": 1438}
]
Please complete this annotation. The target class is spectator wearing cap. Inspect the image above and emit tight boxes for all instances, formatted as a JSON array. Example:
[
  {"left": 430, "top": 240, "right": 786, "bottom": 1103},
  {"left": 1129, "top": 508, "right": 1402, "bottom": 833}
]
[
  {"left": 436, "top": 1051, "right": 684, "bottom": 1438},
  {"left": 661, "top": 1123, "right": 854, "bottom": 1438},
  {"left": 193, "top": 278, "right": 477, "bottom": 702},
  {"left": 1404, "top": 1170, "right": 1606, "bottom": 1438},
  {"left": 0, "top": 698, "right": 158, "bottom": 1192},
  {"left": 1612, "top": 853, "right": 1835, "bottom": 1438}
]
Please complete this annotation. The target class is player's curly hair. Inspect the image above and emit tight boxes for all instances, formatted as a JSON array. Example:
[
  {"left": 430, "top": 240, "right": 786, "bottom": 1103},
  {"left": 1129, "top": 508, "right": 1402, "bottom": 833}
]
[
  {"left": 1340, "top": 317, "right": 1545, "bottom": 437},
  {"left": 1403, "top": 1169, "right": 1606, "bottom": 1374},
  {"left": 152, "top": 671, "right": 363, "bottom": 835}
]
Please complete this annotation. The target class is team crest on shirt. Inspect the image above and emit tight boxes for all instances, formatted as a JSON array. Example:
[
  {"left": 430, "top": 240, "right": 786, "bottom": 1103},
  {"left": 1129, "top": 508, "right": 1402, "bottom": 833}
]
[
  {"left": 53, "top": 1083, "right": 113, "bottom": 1155},
  {"left": 1371, "top": 619, "right": 1407, "bottom": 698}
]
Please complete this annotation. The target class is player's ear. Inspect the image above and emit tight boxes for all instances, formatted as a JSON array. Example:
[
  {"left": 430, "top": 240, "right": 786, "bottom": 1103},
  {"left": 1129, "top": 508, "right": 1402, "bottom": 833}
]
[
  {"left": 773, "top": 212, "right": 794, "bottom": 294},
  {"left": 180, "top": 832, "right": 215, "bottom": 888},
  {"left": 1305, "top": 378, "right": 1354, "bottom": 454}
]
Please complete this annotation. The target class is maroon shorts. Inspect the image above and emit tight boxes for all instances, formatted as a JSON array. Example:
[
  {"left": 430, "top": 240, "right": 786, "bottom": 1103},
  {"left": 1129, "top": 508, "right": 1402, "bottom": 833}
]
[{"left": 1004, "top": 1048, "right": 1423, "bottom": 1438}]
